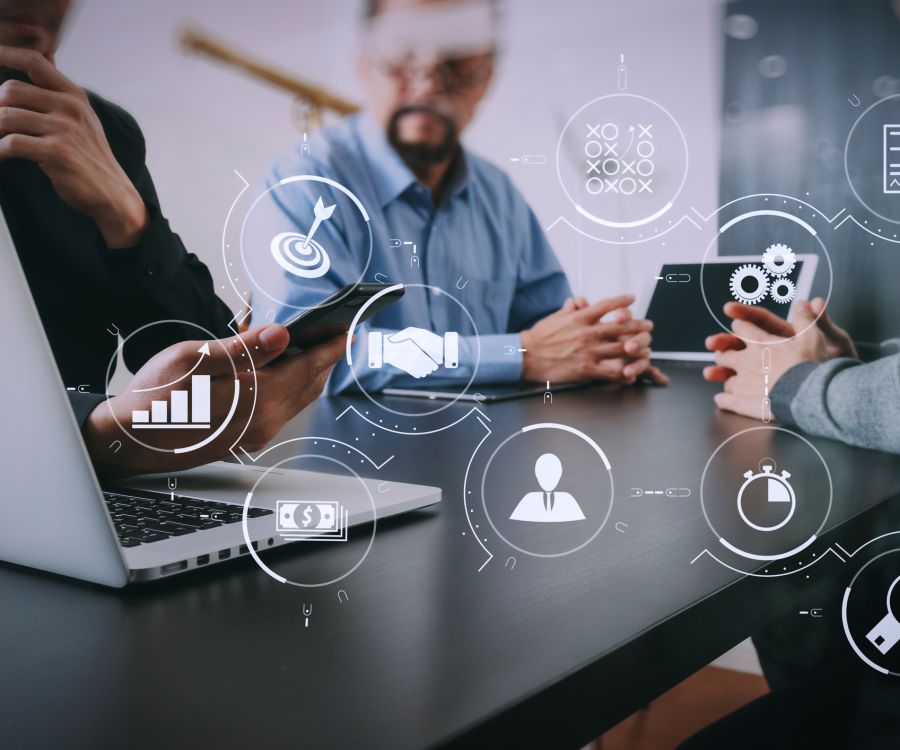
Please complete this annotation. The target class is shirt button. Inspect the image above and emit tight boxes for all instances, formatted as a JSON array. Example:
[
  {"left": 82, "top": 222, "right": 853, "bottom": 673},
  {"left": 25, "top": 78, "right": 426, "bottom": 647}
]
[{"left": 145, "top": 263, "right": 157, "bottom": 277}]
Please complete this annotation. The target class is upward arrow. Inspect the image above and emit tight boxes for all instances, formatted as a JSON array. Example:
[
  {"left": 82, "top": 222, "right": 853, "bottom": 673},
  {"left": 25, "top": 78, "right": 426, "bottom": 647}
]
[
  {"left": 133, "top": 342, "right": 213, "bottom": 393},
  {"left": 302, "top": 196, "right": 337, "bottom": 249}
]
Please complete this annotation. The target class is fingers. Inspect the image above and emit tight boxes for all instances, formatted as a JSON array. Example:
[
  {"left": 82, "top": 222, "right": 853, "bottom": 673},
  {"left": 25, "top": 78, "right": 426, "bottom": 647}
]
[
  {"left": 703, "top": 365, "right": 735, "bottom": 382},
  {"left": 721, "top": 374, "right": 761, "bottom": 396},
  {"left": 622, "top": 357, "right": 650, "bottom": 382},
  {"left": 788, "top": 297, "right": 817, "bottom": 329},
  {"left": 575, "top": 294, "right": 635, "bottom": 324},
  {"left": 583, "top": 328, "right": 651, "bottom": 360},
  {"left": 0, "top": 132, "right": 50, "bottom": 161},
  {"left": 591, "top": 357, "right": 645, "bottom": 383},
  {"left": 237, "top": 334, "right": 345, "bottom": 451},
  {"left": 246, "top": 324, "right": 293, "bottom": 367},
  {"left": 713, "top": 391, "right": 761, "bottom": 420},
  {"left": 705, "top": 332, "right": 744, "bottom": 353},
  {"left": 0, "top": 106, "right": 50, "bottom": 137},
  {"left": 610, "top": 307, "right": 633, "bottom": 324},
  {"left": 623, "top": 331, "right": 651, "bottom": 356},
  {"left": 620, "top": 359, "right": 668, "bottom": 385},
  {"left": 807, "top": 297, "right": 826, "bottom": 317},
  {"left": 0, "top": 46, "right": 80, "bottom": 94},
  {"left": 0, "top": 78, "right": 69, "bottom": 115},
  {"left": 557, "top": 296, "right": 588, "bottom": 315},
  {"left": 589, "top": 341, "right": 630, "bottom": 359},
  {"left": 268, "top": 333, "right": 345, "bottom": 382},
  {"left": 594, "top": 318, "right": 653, "bottom": 340},
  {"left": 202, "top": 324, "right": 290, "bottom": 375},
  {"left": 714, "top": 344, "right": 761, "bottom": 372},
  {"left": 806, "top": 297, "right": 838, "bottom": 337},
  {"left": 714, "top": 348, "right": 744, "bottom": 370},
  {"left": 723, "top": 301, "right": 795, "bottom": 338},
  {"left": 300, "top": 333, "right": 348, "bottom": 372},
  {"left": 589, "top": 337, "right": 650, "bottom": 361},
  {"left": 731, "top": 319, "right": 778, "bottom": 343},
  {"left": 640, "top": 365, "right": 669, "bottom": 386},
  {"left": 267, "top": 335, "right": 345, "bottom": 413}
]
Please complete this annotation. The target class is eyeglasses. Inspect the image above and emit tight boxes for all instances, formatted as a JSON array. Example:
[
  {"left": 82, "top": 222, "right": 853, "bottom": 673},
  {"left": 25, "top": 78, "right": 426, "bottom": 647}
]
[{"left": 371, "top": 52, "right": 494, "bottom": 92}]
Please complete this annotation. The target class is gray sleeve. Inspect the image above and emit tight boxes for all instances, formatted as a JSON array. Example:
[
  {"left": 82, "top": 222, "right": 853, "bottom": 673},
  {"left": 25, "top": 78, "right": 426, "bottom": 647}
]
[
  {"left": 769, "top": 354, "right": 900, "bottom": 454},
  {"left": 856, "top": 338, "right": 900, "bottom": 362}
]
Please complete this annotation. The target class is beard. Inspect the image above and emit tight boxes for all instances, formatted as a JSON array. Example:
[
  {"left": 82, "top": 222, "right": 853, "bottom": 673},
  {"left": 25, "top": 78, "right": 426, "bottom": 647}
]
[{"left": 386, "top": 105, "right": 459, "bottom": 178}]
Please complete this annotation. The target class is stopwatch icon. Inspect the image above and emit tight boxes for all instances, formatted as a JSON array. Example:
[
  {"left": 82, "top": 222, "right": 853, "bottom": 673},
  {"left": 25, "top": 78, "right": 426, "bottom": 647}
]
[{"left": 737, "top": 460, "right": 796, "bottom": 532}]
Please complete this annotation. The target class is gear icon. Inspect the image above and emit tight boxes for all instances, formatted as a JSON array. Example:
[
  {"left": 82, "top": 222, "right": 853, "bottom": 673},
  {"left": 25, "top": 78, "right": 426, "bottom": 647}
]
[
  {"left": 762, "top": 243, "right": 796, "bottom": 276},
  {"left": 730, "top": 264, "right": 769, "bottom": 304},
  {"left": 770, "top": 277, "right": 796, "bottom": 304}
]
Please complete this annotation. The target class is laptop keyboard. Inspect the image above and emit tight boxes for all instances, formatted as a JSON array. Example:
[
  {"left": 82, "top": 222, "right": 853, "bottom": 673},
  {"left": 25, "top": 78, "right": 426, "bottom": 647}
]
[{"left": 102, "top": 489, "right": 272, "bottom": 547}]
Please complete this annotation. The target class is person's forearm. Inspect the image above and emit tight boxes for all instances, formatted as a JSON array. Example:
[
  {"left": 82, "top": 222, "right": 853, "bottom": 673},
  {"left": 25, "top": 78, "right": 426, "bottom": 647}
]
[{"left": 772, "top": 355, "right": 900, "bottom": 454}]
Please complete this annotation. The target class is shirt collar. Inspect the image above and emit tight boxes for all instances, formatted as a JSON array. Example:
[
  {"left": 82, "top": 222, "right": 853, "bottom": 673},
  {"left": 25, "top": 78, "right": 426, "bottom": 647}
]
[{"left": 354, "top": 112, "right": 472, "bottom": 209}]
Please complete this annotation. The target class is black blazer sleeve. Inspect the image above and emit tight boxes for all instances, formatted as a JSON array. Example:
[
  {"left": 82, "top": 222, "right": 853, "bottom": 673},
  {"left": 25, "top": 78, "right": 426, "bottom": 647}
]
[
  {"left": 68, "top": 392, "right": 108, "bottom": 428},
  {"left": 92, "top": 96, "right": 236, "bottom": 373}
]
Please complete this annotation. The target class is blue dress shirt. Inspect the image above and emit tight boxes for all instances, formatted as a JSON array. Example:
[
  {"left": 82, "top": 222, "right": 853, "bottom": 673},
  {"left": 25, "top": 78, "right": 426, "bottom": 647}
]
[{"left": 251, "top": 113, "right": 571, "bottom": 394}]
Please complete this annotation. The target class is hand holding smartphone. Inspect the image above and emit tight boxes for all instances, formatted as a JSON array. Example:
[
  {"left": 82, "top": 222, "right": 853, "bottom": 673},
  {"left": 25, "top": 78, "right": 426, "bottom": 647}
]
[{"left": 281, "top": 283, "right": 405, "bottom": 350}]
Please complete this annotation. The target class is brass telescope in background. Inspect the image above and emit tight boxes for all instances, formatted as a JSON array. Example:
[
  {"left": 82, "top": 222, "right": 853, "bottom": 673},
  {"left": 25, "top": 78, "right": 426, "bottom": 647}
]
[
  {"left": 179, "top": 26, "right": 360, "bottom": 130},
  {"left": 179, "top": 26, "right": 361, "bottom": 329}
]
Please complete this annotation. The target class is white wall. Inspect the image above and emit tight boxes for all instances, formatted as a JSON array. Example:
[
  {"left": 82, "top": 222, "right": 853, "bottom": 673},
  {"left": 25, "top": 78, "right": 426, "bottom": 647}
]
[{"left": 59, "top": 0, "right": 724, "bottom": 313}]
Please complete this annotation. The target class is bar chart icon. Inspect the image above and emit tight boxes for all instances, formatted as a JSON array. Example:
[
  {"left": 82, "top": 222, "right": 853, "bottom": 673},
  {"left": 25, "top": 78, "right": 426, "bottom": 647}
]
[
  {"left": 131, "top": 375, "right": 211, "bottom": 430},
  {"left": 884, "top": 124, "right": 900, "bottom": 194}
]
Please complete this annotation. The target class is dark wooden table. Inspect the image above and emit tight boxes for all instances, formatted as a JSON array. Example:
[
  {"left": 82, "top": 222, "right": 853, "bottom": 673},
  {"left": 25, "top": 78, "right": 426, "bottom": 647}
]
[{"left": 2, "top": 366, "right": 899, "bottom": 749}]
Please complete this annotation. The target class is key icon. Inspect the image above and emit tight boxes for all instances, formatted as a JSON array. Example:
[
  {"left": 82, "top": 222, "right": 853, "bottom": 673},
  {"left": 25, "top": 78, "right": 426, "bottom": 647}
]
[{"left": 865, "top": 576, "right": 900, "bottom": 655}]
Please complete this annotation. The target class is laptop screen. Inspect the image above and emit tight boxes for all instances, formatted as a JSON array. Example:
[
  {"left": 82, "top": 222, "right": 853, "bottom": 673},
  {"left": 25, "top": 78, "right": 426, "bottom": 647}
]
[{"left": 646, "top": 261, "right": 803, "bottom": 357}]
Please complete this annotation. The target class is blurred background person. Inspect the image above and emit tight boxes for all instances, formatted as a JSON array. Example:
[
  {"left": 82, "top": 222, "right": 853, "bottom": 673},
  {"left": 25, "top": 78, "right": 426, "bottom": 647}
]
[{"left": 247, "top": 0, "right": 666, "bottom": 393}]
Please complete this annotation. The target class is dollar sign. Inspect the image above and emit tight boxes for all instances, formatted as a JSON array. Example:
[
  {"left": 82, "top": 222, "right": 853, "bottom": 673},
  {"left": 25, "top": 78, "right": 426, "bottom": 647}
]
[{"left": 301, "top": 505, "right": 313, "bottom": 527}]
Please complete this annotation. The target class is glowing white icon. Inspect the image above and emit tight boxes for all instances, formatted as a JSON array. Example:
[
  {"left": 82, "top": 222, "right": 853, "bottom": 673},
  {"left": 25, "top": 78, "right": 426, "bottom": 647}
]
[
  {"left": 729, "top": 244, "right": 796, "bottom": 305},
  {"left": 884, "top": 124, "right": 900, "bottom": 194},
  {"left": 730, "top": 264, "right": 769, "bottom": 305},
  {"left": 368, "top": 327, "right": 459, "bottom": 379},
  {"left": 866, "top": 576, "right": 900, "bottom": 655},
  {"left": 270, "top": 196, "right": 335, "bottom": 279},
  {"left": 275, "top": 500, "right": 348, "bottom": 542},
  {"left": 616, "top": 53, "right": 627, "bottom": 91},
  {"left": 737, "top": 462, "right": 796, "bottom": 532},
  {"left": 510, "top": 453, "right": 586, "bottom": 523},
  {"left": 130, "top": 342, "right": 213, "bottom": 430},
  {"left": 762, "top": 243, "right": 797, "bottom": 276},
  {"left": 584, "top": 121, "right": 655, "bottom": 197}
]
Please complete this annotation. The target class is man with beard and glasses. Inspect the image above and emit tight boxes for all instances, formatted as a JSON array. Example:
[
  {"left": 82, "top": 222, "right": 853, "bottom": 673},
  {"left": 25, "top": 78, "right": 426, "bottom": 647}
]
[
  {"left": 0, "top": 0, "right": 345, "bottom": 476},
  {"left": 250, "top": 0, "right": 667, "bottom": 394}
]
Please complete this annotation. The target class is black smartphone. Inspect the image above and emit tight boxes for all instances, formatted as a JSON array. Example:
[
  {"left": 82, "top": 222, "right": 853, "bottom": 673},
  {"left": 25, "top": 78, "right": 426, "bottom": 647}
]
[{"left": 282, "top": 283, "right": 404, "bottom": 349}]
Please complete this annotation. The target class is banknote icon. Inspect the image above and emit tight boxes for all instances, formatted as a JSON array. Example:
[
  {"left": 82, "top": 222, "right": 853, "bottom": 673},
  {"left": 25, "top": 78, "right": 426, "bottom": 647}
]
[{"left": 275, "top": 500, "right": 348, "bottom": 542}]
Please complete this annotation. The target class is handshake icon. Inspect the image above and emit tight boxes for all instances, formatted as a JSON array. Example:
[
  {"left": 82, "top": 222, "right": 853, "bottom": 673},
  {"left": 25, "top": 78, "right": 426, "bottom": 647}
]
[{"left": 368, "top": 328, "right": 459, "bottom": 379}]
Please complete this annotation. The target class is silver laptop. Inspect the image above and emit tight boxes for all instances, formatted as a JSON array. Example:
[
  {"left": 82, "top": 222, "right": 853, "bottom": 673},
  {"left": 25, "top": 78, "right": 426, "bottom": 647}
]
[
  {"left": 0, "top": 208, "right": 440, "bottom": 587},
  {"left": 637, "top": 255, "right": 818, "bottom": 361}
]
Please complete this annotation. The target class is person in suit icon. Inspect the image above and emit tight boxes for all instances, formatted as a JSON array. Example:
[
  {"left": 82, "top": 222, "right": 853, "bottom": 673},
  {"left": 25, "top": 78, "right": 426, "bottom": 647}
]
[{"left": 510, "top": 453, "right": 586, "bottom": 523}]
